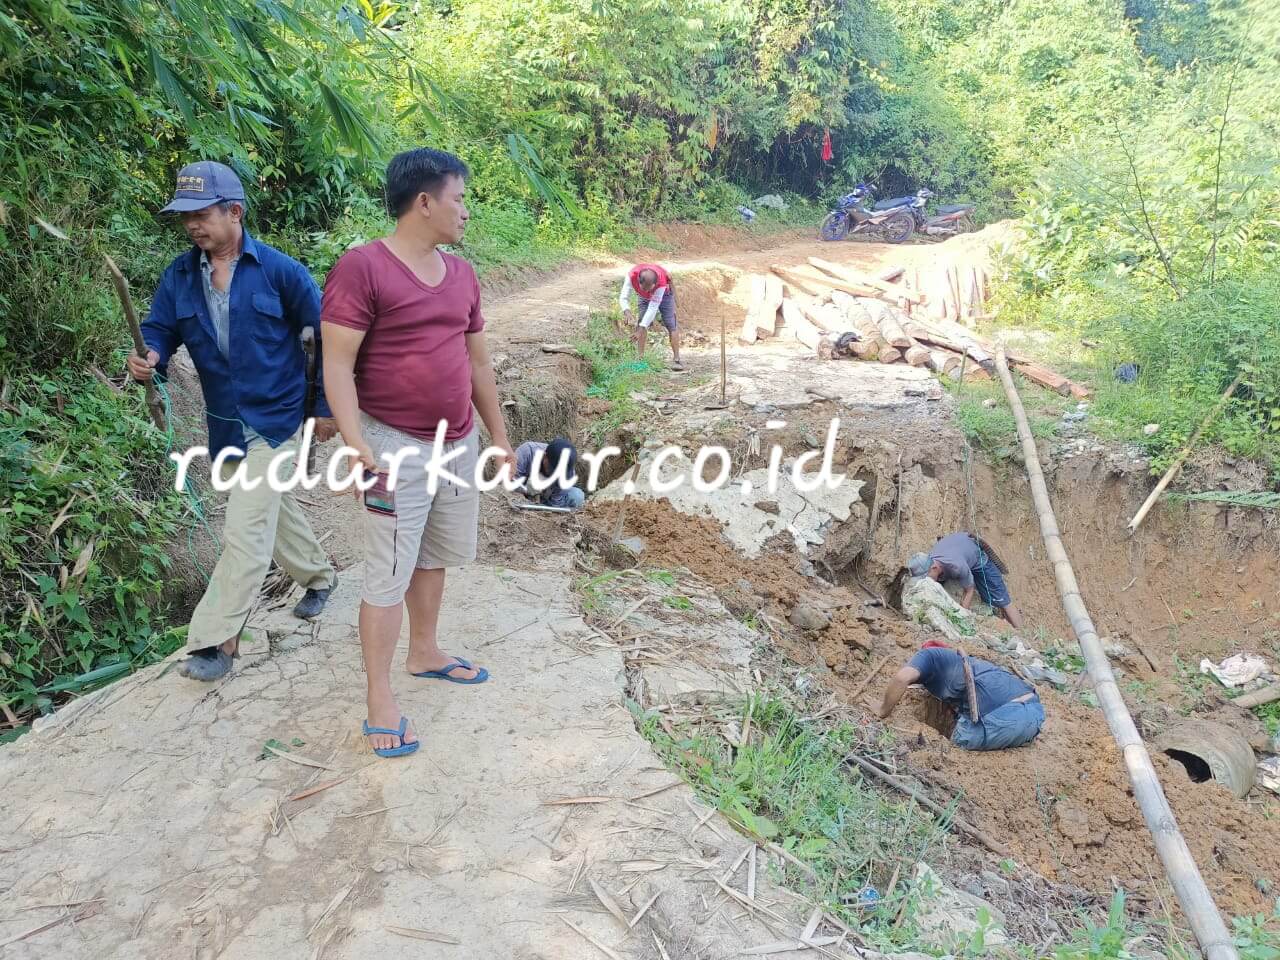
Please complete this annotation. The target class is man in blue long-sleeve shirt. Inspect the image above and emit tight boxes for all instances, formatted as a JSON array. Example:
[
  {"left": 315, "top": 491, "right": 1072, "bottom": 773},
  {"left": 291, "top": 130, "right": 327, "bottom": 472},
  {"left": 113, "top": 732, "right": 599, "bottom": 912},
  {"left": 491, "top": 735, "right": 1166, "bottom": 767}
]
[{"left": 128, "top": 161, "right": 337, "bottom": 681}]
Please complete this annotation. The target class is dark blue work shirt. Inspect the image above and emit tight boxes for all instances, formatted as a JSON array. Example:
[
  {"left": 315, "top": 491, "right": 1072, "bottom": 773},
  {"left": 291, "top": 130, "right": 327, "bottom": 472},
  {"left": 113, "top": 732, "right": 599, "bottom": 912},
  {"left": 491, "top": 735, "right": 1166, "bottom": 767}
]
[
  {"left": 907, "top": 648, "right": 1032, "bottom": 716},
  {"left": 142, "top": 230, "right": 330, "bottom": 460}
]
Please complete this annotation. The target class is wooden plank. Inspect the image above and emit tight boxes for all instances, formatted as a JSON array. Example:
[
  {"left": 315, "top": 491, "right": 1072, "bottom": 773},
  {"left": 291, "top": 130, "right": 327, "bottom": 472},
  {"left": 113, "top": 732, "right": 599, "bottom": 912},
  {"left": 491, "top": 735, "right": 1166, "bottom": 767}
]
[
  {"left": 757, "top": 274, "right": 785, "bottom": 338},
  {"left": 1010, "top": 360, "right": 1072, "bottom": 396},
  {"left": 739, "top": 274, "right": 765, "bottom": 345},
  {"left": 772, "top": 264, "right": 879, "bottom": 300},
  {"left": 806, "top": 256, "right": 925, "bottom": 305},
  {"left": 781, "top": 298, "right": 824, "bottom": 353}
]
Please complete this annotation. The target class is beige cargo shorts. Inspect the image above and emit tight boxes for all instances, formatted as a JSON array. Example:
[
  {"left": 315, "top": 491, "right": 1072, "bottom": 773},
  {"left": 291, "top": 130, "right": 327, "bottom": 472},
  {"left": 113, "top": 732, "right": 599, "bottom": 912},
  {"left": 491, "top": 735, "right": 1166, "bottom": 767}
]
[{"left": 359, "top": 413, "right": 480, "bottom": 607}]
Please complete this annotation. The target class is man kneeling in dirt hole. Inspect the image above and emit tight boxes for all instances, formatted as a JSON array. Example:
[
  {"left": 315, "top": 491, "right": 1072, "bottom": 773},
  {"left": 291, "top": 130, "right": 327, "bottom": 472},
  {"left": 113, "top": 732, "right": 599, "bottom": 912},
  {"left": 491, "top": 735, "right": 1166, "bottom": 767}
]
[
  {"left": 876, "top": 641, "right": 1045, "bottom": 751},
  {"left": 620, "top": 263, "right": 683, "bottom": 371},
  {"left": 907, "top": 531, "right": 1023, "bottom": 628}
]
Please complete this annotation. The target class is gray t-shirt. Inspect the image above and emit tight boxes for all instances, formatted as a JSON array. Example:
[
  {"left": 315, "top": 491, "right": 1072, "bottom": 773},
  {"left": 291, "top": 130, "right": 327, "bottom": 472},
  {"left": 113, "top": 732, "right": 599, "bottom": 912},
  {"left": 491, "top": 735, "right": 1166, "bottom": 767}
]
[
  {"left": 907, "top": 647, "right": 1031, "bottom": 716},
  {"left": 928, "top": 532, "right": 980, "bottom": 589}
]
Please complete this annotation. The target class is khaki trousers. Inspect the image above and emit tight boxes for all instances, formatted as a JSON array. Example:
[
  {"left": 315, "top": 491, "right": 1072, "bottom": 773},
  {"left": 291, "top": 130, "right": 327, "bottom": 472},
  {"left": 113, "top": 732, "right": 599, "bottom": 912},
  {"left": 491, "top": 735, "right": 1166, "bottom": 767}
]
[{"left": 185, "top": 431, "right": 334, "bottom": 653}]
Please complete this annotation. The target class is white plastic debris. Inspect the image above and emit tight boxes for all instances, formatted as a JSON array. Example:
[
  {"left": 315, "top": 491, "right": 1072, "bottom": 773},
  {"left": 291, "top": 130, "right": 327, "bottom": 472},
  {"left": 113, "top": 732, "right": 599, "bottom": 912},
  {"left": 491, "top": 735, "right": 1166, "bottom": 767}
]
[
  {"left": 752, "top": 194, "right": 788, "bottom": 210},
  {"left": 1143, "top": 423, "right": 1160, "bottom": 436},
  {"left": 1199, "top": 653, "right": 1269, "bottom": 688}
]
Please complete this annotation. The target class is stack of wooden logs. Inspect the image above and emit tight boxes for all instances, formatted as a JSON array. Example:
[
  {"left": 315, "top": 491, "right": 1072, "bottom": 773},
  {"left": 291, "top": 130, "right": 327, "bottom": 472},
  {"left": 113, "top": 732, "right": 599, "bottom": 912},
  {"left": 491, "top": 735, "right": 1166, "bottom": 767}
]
[{"left": 738, "top": 257, "right": 1089, "bottom": 399}]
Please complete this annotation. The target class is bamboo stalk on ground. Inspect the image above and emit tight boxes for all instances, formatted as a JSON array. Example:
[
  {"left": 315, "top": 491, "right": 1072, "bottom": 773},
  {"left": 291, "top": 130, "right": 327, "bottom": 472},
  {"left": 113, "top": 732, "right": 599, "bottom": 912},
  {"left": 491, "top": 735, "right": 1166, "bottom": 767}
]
[
  {"left": 1126, "top": 373, "right": 1244, "bottom": 534},
  {"left": 994, "top": 347, "right": 1239, "bottom": 960}
]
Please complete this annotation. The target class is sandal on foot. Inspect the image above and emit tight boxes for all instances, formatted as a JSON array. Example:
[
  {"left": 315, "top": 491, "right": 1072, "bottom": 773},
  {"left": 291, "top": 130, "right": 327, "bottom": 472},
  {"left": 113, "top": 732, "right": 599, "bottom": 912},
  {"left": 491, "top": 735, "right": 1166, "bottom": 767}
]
[
  {"left": 362, "top": 716, "right": 420, "bottom": 758},
  {"left": 411, "top": 657, "right": 489, "bottom": 685}
]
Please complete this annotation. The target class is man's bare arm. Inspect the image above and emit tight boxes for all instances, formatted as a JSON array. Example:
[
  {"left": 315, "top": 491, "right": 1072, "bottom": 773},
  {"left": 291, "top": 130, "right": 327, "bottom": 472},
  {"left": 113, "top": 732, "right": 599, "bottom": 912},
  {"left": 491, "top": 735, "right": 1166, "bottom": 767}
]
[
  {"left": 877, "top": 665, "right": 921, "bottom": 719},
  {"left": 466, "top": 331, "right": 514, "bottom": 467},
  {"left": 960, "top": 587, "right": 976, "bottom": 610}
]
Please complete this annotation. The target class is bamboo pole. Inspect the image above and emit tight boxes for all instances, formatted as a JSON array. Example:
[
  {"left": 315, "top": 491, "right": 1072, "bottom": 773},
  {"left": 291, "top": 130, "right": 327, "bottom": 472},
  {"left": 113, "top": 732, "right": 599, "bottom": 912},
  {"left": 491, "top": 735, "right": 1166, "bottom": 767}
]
[
  {"left": 994, "top": 347, "right": 1238, "bottom": 960},
  {"left": 1126, "top": 373, "right": 1244, "bottom": 534}
]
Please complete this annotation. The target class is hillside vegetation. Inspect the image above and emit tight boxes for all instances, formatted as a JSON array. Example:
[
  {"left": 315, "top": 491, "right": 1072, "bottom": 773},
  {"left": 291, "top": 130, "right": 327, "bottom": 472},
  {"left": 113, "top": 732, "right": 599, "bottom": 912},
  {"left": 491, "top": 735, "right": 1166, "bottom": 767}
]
[{"left": 1, "top": 0, "right": 1278, "bottom": 726}]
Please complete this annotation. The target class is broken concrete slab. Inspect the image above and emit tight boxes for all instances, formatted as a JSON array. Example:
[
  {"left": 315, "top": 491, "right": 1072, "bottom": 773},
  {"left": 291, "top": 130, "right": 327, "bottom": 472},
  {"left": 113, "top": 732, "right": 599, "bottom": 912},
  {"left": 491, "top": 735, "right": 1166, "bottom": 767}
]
[
  {"left": 911, "top": 862, "right": 1008, "bottom": 949},
  {"left": 594, "top": 459, "right": 864, "bottom": 559}
]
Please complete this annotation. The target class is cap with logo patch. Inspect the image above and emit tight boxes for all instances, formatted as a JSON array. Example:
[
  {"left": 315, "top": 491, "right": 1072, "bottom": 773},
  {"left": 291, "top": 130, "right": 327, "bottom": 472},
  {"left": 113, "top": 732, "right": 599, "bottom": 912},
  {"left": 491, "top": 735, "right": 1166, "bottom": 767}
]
[{"left": 160, "top": 161, "right": 246, "bottom": 214}]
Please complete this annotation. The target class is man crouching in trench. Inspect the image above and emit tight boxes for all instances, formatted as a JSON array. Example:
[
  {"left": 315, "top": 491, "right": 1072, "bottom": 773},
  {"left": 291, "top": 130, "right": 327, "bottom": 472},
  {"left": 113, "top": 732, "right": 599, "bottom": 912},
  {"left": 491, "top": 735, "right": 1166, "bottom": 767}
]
[{"left": 876, "top": 640, "right": 1044, "bottom": 751}]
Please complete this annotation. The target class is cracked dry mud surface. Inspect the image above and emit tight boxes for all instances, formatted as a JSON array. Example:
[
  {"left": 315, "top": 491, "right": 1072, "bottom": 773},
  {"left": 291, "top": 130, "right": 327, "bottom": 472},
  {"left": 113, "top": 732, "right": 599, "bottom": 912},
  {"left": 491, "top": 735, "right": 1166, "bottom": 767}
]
[{"left": 1, "top": 565, "right": 802, "bottom": 959}]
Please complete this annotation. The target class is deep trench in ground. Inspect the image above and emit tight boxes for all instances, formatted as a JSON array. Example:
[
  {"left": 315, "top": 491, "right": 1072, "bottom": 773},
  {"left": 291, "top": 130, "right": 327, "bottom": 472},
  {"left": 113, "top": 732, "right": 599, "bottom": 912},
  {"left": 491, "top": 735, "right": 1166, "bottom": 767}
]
[
  {"left": 511, "top": 275, "right": 1280, "bottom": 926},
  {"left": 411, "top": 241, "right": 1280, "bottom": 935}
]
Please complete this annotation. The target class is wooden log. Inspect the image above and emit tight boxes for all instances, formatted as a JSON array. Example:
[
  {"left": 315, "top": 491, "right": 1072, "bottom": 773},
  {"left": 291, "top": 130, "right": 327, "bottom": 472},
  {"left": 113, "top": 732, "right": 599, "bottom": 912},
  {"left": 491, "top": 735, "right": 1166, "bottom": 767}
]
[
  {"left": 738, "top": 274, "right": 765, "bottom": 345},
  {"left": 994, "top": 348, "right": 1239, "bottom": 960},
  {"left": 848, "top": 339, "right": 879, "bottom": 360},
  {"left": 903, "top": 345, "right": 931, "bottom": 367},
  {"left": 879, "top": 265, "right": 906, "bottom": 283},
  {"left": 807, "top": 256, "right": 925, "bottom": 305},
  {"left": 832, "top": 293, "right": 900, "bottom": 363},
  {"left": 870, "top": 303, "right": 912, "bottom": 349},
  {"left": 927, "top": 349, "right": 962, "bottom": 378},
  {"left": 1127, "top": 373, "right": 1244, "bottom": 535}
]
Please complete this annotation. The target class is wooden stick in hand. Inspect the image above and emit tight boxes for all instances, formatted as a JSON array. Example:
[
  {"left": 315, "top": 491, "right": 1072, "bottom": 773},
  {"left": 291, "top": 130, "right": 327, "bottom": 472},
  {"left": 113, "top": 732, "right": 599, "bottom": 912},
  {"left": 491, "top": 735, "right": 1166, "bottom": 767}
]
[{"left": 103, "top": 255, "right": 166, "bottom": 432}]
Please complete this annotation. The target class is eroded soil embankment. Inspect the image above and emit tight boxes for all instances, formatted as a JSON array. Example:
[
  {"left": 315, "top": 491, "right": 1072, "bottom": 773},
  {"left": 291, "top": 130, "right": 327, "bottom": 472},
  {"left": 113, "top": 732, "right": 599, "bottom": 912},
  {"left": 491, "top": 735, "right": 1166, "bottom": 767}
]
[{"left": 582, "top": 402, "right": 1280, "bottom": 918}]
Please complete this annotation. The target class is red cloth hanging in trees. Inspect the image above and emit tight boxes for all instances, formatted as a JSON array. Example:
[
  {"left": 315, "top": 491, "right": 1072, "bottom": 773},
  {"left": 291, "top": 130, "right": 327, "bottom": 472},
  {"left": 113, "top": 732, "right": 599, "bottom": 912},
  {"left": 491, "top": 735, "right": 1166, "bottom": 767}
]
[{"left": 821, "top": 128, "right": 833, "bottom": 163}]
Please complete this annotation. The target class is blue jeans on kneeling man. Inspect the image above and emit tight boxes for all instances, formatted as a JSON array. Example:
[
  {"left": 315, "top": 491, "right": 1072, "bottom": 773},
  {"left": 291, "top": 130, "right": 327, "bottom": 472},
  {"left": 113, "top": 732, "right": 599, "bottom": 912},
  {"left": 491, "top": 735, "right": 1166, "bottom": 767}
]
[{"left": 952, "top": 696, "right": 1044, "bottom": 751}]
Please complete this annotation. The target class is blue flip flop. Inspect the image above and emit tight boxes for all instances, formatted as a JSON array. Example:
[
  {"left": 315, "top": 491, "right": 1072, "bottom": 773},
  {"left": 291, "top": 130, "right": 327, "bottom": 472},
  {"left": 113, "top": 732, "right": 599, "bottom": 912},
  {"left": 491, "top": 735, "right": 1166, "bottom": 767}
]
[
  {"left": 411, "top": 657, "right": 489, "bottom": 685},
  {"left": 362, "top": 716, "right": 420, "bottom": 758}
]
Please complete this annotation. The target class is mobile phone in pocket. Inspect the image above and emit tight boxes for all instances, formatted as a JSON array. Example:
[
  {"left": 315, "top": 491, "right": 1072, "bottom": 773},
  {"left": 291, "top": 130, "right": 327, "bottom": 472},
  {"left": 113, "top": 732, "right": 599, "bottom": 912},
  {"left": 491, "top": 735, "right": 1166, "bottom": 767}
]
[{"left": 364, "top": 471, "right": 396, "bottom": 516}]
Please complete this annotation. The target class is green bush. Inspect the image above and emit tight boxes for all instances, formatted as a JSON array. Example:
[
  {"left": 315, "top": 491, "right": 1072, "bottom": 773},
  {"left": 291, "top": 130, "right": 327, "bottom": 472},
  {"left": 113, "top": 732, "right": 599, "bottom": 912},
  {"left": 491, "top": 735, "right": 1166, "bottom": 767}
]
[{"left": 0, "top": 373, "right": 190, "bottom": 718}]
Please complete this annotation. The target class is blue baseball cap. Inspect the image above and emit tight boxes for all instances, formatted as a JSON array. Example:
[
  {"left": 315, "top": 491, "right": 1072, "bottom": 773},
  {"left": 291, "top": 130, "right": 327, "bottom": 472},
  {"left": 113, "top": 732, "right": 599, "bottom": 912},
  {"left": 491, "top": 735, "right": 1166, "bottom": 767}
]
[{"left": 160, "top": 161, "right": 246, "bottom": 214}]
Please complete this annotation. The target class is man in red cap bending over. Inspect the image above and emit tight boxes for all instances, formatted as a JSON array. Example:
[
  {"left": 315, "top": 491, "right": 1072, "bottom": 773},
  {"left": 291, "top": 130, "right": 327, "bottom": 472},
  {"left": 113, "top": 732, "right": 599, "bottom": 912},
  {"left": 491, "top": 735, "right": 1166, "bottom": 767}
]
[
  {"left": 876, "top": 640, "right": 1044, "bottom": 751},
  {"left": 619, "top": 263, "right": 683, "bottom": 370}
]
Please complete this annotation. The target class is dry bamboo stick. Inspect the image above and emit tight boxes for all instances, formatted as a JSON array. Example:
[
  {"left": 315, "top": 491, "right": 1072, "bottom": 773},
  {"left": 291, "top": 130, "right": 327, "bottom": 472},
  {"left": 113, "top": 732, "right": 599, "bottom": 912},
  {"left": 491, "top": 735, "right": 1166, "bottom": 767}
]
[
  {"left": 845, "top": 755, "right": 1010, "bottom": 856},
  {"left": 994, "top": 347, "right": 1238, "bottom": 960},
  {"left": 1126, "top": 373, "right": 1244, "bottom": 534}
]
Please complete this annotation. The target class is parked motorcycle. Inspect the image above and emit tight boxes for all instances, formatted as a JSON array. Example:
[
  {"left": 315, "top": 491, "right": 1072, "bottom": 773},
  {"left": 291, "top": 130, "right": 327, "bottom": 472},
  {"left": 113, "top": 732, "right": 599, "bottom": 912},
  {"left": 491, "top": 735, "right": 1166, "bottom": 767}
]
[
  {"left": 819, "top": 184, "right": 916, "bottom": 244},
  {"left": 908, "top": 188, "right": 977, "bottom": 237}
]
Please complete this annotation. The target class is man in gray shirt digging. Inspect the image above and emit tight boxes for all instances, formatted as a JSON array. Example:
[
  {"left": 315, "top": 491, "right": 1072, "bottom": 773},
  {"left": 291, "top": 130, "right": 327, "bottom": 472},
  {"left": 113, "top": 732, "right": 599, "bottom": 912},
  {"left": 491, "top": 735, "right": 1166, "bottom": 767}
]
[{"left": 907, "top": 531, "right": 1023, "bottom": 628}]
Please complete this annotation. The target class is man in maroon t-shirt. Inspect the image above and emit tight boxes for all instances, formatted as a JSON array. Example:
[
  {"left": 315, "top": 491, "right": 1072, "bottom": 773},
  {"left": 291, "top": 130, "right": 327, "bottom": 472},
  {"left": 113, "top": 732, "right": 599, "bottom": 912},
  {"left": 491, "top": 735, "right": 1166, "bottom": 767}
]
[{"left": 322, "top": 147, "right": 515, "bottom": 758}]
